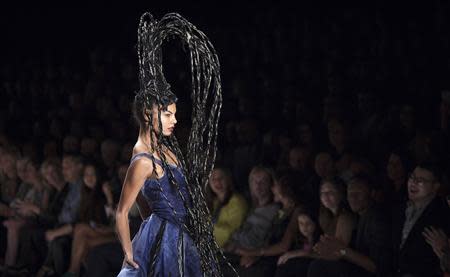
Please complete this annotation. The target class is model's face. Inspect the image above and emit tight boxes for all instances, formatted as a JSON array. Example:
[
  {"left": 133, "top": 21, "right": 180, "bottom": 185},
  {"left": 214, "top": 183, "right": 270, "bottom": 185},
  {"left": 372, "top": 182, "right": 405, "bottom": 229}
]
[
  {"left": 209, "top": 169, "right": 231, "bottom": 196},
  {"left": 298, "top": 214, "right": 316, "bottom": 237},
  {"left": 152, "top": 103, "right": 177, "bottom": 136},
  {"left": 407, "top": 167, "right": 439, "bottom": 203},
  {"left": 347, "top": 181, "right": 371, "bottom": 214},
  {"left": 320, "top": 182, "right": 342, "bottom": 211},
  {"left": 83, "top": 165, "right": 97, "bottom": 189}
]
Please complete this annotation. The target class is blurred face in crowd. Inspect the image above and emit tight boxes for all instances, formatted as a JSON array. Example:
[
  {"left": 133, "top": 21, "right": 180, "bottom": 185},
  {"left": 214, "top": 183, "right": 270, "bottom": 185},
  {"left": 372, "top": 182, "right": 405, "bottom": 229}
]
[
  {"left": 63, "top": 136, "right": 80, "bottom": 154},
  {"left": 209, "top": 168, "right": 232, "bottom": 197},
  {"left": 387, "top": 153, "right": 406, "bottom": 181},
  {"left": 328, "top": 119, "right": 346, "bottom": 149},
  {"left": 1, "top": 152, "right": 17, "bottom": 174},
  {"left": 297, "top": 214, "right": 316, "bottom": 238},
  {"left": 83, "top": 165, "right": 98, "bottom": 189},
  {"left": 347, "top": 179, "right": 371, "bottom": 214},
  {"left": 236, "top": 120, "right": 258, "bottom": 144},
  {"left": 407, "top": 166, "right": 440, "bottom": 204},
  {"left": 320, "top": 181, "right": 343, "bottom": 212},
  {"left": 271, "top": 182, "right": 283, "bottom": 204},
  {"left": 41, "top": 164, "right": 63, "bottom": 188},
  {"left": 43, "top": 141, "right": 58, "bottom": 159},
  {"left": 62, "top": 156, "right": 83, "bottom": 183},
  {"left": 81, "top": 138, "right": 98, "bottom": 157},
  {"left": 399, "top": 105, "right": 414, "bottom": 129},
  {"left": 297, "top": 123, "right": 313, "bottom": 146},
  {"left": 16, "top": 158, "right": 29, "bottom": 182},
  {"left": 249, "top": 169, "right": 273, "bottom": 205},
  {"left": 101, "top": 140, "right": 119, "bottom": 166},
  {"left": 25, "top": 161, "right": 40, "bottom": 184},
  {"left": 289, "top": 147, "right": 309, "bottom": 171},
  {"left": 314, "top": 152, "right": 335, "bottom": 179},
  {"left": 121, "top": 143, "right": 133, "bottom": 162}
]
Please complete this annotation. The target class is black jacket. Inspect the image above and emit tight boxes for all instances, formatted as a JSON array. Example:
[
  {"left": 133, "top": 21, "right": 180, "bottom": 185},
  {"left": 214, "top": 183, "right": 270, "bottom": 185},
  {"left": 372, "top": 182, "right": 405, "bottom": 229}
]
[{"left": 392, "top": 196, "right": 450, "bottom": 277}]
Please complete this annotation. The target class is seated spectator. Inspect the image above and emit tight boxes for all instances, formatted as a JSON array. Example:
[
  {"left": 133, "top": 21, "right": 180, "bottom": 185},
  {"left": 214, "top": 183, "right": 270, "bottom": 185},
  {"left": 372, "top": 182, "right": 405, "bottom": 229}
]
[
  {"left": 235, "top": 173, "right": 304, "bottom": 277},
  {"left": 309, "top": 174, "right": 392, "bottom": 277},
  {"left": 0, "top": 147, "right": 20, "bottom": 218},
  {"left": 3, "top": 157, "right": 50, "bottom": 268},
  {"left": 327, "top": 118, "right": 353, "bottom": 180},
  {"left": 15, "top": 154, "right": 83, "bottom": 274},
  {"left": 304, "top": 151, "right": 337, "bottom": 211},
  {"left": 221, "top": 166, "right": 279, "bottom": 277},
  {"left": 391, "top": 162, "right": 450, "bottom": 277},
  {"left": 59, "top": 162, "right": 116, "bottom": 277},
  {"left": 382, "top": 148, "right": 413, "bottom": 206},
  {"left": 207, "top": 167, "right": 248, "bottom": 248},
  {"left": 318, "top": 177, "right": 356, "bottom": 245},
  {"left": 275, "top": 211, "right": 322, "bottom": 277}
]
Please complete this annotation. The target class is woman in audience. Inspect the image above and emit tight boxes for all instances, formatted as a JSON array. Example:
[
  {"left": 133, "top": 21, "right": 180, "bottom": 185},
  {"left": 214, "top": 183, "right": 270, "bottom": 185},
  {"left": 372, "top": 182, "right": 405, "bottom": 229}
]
[
  {"left": 3, "top": 157, "right": 50, "bottom": 268},
  {"left": 318, "top": 177, "right": 355, "bottom": 246},
  {"left": 207, "top": 167, "right": 248, "bottom": 248},
  {"left": 60, "top": 162, "right": 116, "bottom": 277},
  {"left": 234, "top": 173, "right": 303, "bottom": 277},
  {"left": 37, "top": 162, "right": 110, "bottom": 277},
  {"left": 275, "top": 211, "right": 322, "bottom": 277}
]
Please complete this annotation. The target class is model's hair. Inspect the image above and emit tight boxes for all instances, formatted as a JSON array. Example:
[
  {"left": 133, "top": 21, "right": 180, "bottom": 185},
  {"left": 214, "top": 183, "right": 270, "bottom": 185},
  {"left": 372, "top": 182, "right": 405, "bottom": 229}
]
[{"left": 135, "top": 12, "right": 228, "bottom": 276}]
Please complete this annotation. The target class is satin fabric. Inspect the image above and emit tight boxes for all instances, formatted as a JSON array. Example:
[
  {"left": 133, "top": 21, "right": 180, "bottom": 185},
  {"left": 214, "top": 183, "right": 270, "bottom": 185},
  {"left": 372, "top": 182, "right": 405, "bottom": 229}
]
[{"left": 118, "top": 153, "right": 202, "bottom": 277}]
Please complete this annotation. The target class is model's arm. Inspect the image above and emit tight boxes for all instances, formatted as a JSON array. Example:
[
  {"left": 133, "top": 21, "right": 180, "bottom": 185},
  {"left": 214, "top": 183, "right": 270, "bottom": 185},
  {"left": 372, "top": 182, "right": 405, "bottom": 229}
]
[{"left": 115, "top": 158, "right": 152, "bottom": 268}]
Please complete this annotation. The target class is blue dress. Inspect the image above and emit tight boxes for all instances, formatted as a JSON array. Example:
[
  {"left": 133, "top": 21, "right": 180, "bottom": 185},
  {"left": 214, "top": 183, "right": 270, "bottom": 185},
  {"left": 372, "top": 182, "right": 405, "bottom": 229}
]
[{"left": 118, "top": 153, "right": 203, "bottom": 277}]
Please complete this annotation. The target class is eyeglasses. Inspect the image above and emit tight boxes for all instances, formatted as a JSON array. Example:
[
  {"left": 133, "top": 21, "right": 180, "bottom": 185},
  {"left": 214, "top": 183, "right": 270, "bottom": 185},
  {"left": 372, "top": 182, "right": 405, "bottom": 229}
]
[{"left": 408, "top": 173, "right": 435, "bottom": 186}]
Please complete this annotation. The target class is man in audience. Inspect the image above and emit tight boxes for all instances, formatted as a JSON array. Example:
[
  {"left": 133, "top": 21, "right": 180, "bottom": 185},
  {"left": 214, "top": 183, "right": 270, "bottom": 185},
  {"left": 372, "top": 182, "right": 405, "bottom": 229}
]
[
  {"left": 309, "top": 174, "right": 392, "bottom": 277},
  {"left": 221, "top": 166, "right": 279, "bottom": 277},
  {"left": 391, "top": 162, "right": 450, "bottom": 277}
]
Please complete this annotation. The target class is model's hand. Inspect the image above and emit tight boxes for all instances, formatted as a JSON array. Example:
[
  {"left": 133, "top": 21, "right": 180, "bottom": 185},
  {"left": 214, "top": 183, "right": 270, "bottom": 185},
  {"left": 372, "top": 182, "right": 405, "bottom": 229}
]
[
  {"left": 423, "top": 226, "right": 449, "bottom": 258},
  {"left": 124, "top": 252, "right": 139, "bottom": 269}
]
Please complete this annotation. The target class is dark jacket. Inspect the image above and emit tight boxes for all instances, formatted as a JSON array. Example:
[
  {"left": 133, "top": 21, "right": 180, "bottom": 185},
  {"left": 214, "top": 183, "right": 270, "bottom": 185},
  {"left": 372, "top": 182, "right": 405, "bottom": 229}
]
[{"left": 392, "top": 196, "right": 450, "bottom": 277}]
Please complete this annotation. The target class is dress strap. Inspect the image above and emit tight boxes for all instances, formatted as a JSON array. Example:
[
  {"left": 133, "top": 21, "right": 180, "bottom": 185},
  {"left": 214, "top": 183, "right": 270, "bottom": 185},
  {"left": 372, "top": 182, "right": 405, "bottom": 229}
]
[{"left": 130, "top": 152, "right": 163, "bottom": 166}]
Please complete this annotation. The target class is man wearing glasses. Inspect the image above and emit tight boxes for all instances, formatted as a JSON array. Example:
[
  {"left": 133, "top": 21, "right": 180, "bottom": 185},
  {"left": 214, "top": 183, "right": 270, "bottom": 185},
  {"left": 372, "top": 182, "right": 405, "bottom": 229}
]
[{"left": 392, "top": 162, "right": 450, "bottom": 277}]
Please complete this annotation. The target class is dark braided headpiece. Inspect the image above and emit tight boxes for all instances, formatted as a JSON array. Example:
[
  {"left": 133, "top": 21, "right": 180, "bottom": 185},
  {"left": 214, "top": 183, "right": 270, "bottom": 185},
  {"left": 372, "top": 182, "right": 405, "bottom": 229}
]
[{"left": 136, "top": 12, "right": 237, "bottom": 276}]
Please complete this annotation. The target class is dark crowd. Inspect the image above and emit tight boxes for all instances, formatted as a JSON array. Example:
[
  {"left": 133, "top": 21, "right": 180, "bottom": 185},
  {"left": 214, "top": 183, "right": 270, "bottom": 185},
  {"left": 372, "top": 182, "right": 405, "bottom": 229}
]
[{"left": 1, "top": 4, "right": 450, "bottom": 277}]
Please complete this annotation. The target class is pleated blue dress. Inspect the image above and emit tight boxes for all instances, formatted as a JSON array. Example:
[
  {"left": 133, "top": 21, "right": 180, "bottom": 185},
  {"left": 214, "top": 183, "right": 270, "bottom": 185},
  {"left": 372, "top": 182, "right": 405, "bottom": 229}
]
[{"left": 118, "top": 152, "right": 202, "bottom": 277}]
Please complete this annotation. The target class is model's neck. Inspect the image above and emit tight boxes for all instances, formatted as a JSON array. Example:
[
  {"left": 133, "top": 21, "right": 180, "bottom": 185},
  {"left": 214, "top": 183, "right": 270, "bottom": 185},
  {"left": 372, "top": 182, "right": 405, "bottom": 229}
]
[{"left": 139, "top": 129, "right": 157, "bottom": 149}]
